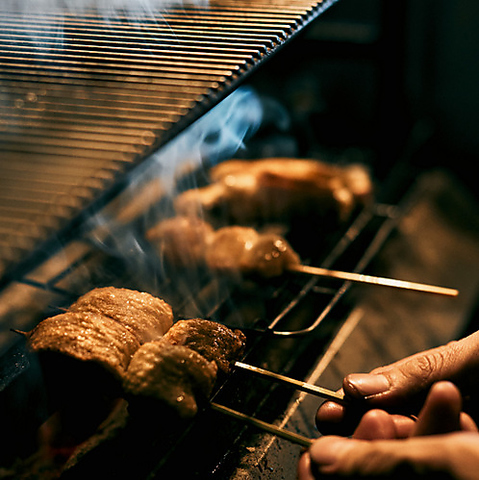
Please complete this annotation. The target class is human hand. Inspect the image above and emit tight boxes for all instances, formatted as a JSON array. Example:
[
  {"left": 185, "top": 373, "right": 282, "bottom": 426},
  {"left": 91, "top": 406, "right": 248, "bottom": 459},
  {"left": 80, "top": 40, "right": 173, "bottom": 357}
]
[
  {"left": 298, "top": 381, "right": 479, "bottom": 479},
  {"left": 316, "top": 330, "right": 479, "bottom": 436}
]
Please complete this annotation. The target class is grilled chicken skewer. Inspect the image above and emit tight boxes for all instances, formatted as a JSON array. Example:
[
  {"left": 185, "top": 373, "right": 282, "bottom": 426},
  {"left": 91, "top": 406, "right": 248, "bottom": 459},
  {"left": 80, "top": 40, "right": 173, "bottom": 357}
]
[
  {"left": 27, "top": 287, "right": 174, "bottom": 386},
  {"left": 27, "top": 301, "right": 328, "bottom": 447},
  {"left": 147, "top": 216, "right": 459, "bottom": 297},
  {"left": 122, "top": 318, "right": 320, "bottom": 445}
]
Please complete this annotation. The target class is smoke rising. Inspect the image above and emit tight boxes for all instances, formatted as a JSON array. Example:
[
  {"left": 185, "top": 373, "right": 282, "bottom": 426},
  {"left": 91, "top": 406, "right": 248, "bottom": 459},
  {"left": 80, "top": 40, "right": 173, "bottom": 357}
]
[
  {"left": 0, "top": 0, "right": 206, "bottom": 18},
  {"left": 85, "top": 86, "right": 263, "bottom": 289}
]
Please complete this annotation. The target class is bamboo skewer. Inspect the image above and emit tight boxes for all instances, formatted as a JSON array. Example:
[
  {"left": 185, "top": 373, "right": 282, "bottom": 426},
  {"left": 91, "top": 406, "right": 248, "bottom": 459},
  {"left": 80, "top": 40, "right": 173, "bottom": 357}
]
[
  {"left": 288, "top": 264, "right": 459, "bottom": 297},
  {"left": 234, "top": 361, "right": 345, "bottom": 403},
  {"left": 210, "top": 402, "right": 313, "bottom": 447}
]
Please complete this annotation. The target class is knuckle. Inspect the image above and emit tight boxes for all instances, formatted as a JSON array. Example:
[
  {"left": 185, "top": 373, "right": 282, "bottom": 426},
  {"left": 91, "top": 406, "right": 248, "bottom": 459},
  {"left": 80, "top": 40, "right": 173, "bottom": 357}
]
[{"left": 403, "top": 350, "right": 447, "bottom": 386}]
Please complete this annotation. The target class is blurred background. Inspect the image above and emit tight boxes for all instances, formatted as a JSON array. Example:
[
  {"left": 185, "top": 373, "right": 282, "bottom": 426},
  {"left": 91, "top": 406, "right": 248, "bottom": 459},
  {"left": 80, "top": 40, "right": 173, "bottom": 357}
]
[{"left": 246, "top": 0, "right": 479, "bottom": 193}]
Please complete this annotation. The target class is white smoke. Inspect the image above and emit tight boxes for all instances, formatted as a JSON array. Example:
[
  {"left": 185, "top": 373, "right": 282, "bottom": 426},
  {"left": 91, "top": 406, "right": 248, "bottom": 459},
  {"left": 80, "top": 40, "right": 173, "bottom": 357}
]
[
  {"left": 85, "top": 86, "right": 263, "bottom": 288},
  {"left": 0, "top": 0, "right": 205, "bottom": 16}
]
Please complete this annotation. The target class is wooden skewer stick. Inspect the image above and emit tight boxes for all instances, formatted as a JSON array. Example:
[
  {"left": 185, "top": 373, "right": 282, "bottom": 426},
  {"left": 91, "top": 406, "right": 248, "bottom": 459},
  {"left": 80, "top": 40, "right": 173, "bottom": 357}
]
[
  {"left": 235, "top": 361, "right": 345, "bottom": 404},
  {"left": 210, "top": 402, "right": 313, "bottom": 447},
  {"left": 288, "top": 264, "right": 459, "bottom": 297}
]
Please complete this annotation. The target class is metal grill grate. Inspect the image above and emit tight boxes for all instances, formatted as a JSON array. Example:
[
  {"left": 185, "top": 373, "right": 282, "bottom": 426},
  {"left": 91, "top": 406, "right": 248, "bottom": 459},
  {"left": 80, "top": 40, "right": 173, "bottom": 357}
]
[{"left": 0, "top": 0, "right": 338, "bottom": 283}]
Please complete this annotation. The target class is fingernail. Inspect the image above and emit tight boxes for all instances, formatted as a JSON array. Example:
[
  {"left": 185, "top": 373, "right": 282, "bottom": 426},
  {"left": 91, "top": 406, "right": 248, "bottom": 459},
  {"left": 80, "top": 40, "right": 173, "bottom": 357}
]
[
  {"left": 346, "top": 373, "right": 390, "bottom": 397},
  {"left": 310, "top": 437, "right": 350, "bottom": 466}
]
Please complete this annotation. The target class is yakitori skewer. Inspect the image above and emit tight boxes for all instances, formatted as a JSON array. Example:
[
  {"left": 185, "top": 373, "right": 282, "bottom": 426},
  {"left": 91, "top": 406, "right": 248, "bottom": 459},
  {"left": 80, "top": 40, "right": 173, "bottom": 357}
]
[
  {"left": 234, "top": 361, "right": 345, "bottom": 403},
  {"left": 211, "top": 402, "right": 313, "bottom": 447},
  {"left": 147, "top": 218, "right": 459, "bottom": 298}
]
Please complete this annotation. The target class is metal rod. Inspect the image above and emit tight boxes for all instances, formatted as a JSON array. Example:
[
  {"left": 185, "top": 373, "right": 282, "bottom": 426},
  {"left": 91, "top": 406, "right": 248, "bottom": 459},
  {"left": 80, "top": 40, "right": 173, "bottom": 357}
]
[
  {"left": 234, "top": 361, "right": 345, "bottom": 403},
  {"left": 288, "top": 264, "right": 459, "bottom": 297},
  {"left": 210, "top": 402, "right": 313, "bottom": 447}
]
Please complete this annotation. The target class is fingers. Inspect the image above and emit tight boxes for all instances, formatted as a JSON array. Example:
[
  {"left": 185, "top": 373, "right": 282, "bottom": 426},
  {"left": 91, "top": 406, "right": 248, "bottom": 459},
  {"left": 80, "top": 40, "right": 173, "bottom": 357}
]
[
  {"left": 413, "top": 381, "right": 479, "bottom": 436},
  {"left": 297, "top": 452, "right": 316, "bottom": 480},
  {"left": 413, "top": 381, "right": 462, "bottom": 436},
  {"left": 316, "top": 331, "right": 479, "bottom": 437},
  {"left": 343, "top": 332, "right": 479, "bottom": 408},
  {"left": 316, "top": 399, "right": 349, "bottom": 436},
  {"left": 303, "top": 383, "right": 479, "bottom": 479},
  {"left": 460, "top": 412, "right": 479, "bottom": 433},
  {"left": 315, "top": 346, "right": 461, "bottom": 435},
  {"left": 317, "top": 381, "right": 478, "bottom": 437},
  {"left": 353, "top": 409, "right": 415, "bottom": 440},
  {"left": 301, "top": 432, "right": 479, "bottom": 478},
  {"left": 316, "top": 381, "right": 476, "bottom": 437}
]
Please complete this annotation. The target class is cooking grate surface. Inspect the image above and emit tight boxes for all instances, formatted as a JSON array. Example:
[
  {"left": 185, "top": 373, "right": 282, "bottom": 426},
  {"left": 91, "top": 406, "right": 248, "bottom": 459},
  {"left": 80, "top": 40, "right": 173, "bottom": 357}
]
[{"left": 0, "top": 0, "right": 338, "bottom": 284}]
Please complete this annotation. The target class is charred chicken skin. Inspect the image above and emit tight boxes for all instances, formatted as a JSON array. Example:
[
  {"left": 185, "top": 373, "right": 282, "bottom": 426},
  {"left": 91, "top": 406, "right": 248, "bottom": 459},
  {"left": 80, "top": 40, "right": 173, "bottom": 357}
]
[{"left": 28, "top": 311, "right": 141, "bottom": 381}]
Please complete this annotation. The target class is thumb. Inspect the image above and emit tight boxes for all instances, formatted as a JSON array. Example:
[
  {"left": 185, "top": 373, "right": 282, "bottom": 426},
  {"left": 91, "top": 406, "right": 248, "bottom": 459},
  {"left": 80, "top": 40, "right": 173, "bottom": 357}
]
[{"left": 343, "top": 335, "right": 478, "bottom": 408}]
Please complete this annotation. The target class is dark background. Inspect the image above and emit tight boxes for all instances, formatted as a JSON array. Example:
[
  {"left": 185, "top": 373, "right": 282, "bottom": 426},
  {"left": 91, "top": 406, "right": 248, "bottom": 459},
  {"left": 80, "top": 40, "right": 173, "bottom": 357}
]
[{"left": 247, "top": 0, "right": 479, "bottom": 194}]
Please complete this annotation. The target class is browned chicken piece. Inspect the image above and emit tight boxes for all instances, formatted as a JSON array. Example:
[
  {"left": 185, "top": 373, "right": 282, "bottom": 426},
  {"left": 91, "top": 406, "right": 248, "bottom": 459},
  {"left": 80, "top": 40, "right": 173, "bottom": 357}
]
[
  {"left": 210, "top": 158, "right": 373, "bottom": 204},
  {"left": 174, "top": 158, "right": 373, "bottom": 225},
  {"left": 163, "top": 319, "right": 247, "bottom": 375},
  {"left": 145, "top": 218, "right": 300, "bottom": 279},
  {"left": 123, "top": 339, "right": 218, "bottom": 419},
  {"left": 28, "top": 311, "right": 140, "bottom": 381},
  {"left": 340, "top": 163, "right": 375, "bottom": 205},
  {"left": 145, "top": 215, "right": 215, "bottom": 268},
  {"left": 27, "top": 311, "right": 142, "bottom": 445},
  {"left": 69, "top": 287, "right": 173, "bottom": 344},
  {"left": 204, "top": 225, "right": 301, "bottom": 278}
]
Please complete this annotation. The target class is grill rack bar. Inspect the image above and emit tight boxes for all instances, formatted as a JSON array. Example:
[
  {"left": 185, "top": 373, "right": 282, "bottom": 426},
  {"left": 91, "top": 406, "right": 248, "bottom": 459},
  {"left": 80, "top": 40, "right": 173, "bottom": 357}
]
[{"left": 0, "top": 0, "right": 339, "bottom": 284}]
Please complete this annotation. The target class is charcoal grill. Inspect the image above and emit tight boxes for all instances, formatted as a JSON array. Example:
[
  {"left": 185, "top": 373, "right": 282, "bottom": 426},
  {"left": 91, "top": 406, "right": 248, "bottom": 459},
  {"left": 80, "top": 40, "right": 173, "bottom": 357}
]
[{"left": 1, "top": 1, "right": 479, "bottom": 479}]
